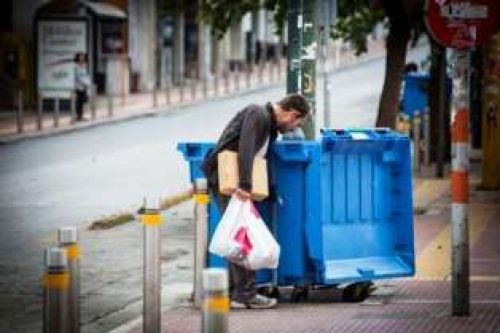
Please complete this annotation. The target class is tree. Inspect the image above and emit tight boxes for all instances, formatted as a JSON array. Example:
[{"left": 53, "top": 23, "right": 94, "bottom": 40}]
[
  {"left": 332, "top": 0, "right": 423, "bottom": 128},
  {"left": 199, "top": 0, "right": 424, "bottom": 129}
]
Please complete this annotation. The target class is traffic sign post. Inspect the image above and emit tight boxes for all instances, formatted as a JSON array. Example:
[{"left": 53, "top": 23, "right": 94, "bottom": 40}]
[{"left": 424, "top": 0, "right": 499, "bottom": 317}]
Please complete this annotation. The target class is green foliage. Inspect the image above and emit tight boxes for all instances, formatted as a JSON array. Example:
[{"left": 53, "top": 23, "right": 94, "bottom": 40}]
[
  {"left": 199, "top": 0, "right": 287, "bottom": 39},
  {"left": 198, "top": 0, "right": 385, "bottom": 50},
  {"left": 199, "top": 0, "right": 260, "bottom": 39},
  {"left": 264, "top": 0, "right": 287, "bottom": 37},
  {"left": 197, "top": 0, "right": 420, "bottom": 54},
  {"left": 330, "top": 6, "right": 384, "bottom": 55}
]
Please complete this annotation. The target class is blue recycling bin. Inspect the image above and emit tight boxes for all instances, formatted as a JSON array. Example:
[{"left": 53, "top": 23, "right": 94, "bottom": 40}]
[
  {"left": 177, "top": 128, "right": 415, "bottom": 287},
  {"left": 401, "top": 73, "right": 430, "bottom": 117},
  {"left": 401, "top": 73, "right": 452, "bottom": 118}
]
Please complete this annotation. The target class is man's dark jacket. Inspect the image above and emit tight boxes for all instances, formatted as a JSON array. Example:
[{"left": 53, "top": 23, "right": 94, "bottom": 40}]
[{"left": 200, "top": 102, "right": 278, "bottom": 192}]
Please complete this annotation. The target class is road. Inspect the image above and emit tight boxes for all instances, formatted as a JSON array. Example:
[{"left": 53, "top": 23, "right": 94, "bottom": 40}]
[{"left": 0, "top": 46, "right": 428, "bottom": 332}]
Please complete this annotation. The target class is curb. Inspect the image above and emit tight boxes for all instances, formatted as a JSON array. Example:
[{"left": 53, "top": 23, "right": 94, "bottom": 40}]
[
  {"left": 87, "top": 189, "right": 193, "bottom": 230},
  {"left": 0, "top": 80, "right": 284, "bottom": 145}
]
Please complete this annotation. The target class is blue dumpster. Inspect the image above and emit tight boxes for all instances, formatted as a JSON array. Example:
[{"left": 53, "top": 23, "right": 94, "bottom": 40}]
[
  {"left": 177, "top": 128, "right": 414, "bottom": 287},
  {"left": 177, "top": 142, "right": 275, "bottom": 280}
]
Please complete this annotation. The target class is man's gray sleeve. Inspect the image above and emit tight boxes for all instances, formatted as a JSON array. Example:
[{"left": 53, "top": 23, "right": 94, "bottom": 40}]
[{"left": 238, "top": 107, "right": 269, "bottom": 192}]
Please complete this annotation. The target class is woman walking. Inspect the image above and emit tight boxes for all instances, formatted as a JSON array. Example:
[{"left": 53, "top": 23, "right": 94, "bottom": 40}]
[{"left": 74, "top": 52, "right": 91, "bottom": 121}]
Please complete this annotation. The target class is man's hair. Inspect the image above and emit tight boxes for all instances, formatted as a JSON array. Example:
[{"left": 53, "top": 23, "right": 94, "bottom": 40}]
[{"left": 277, "top": 94, "right": 310, "bottom": 117}]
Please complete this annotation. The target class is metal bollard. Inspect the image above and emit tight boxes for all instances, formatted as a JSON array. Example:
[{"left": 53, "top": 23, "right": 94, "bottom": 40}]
[
  {"left": 70, "top": 93, "right": 76, "bottom": 124},
  {"left": 58, "top": 227, "right": 80, "bottom": 333},
  {"left": 278, "top": 58, "right": 282, "bottom": 79},
  {"left": 43, "top": 248, "right": 69, "bottom": 333},
  {"left": 202, "top": 268, "right": 229, "bottom": 333},
  {"left": 214, "top": 74, "right": 220, "bottom": 97},
  {"left": 54, "top": 98, "right": 60, "bottom": 128},
  {"left": 202, "top": 77, "right": 208, "bottom": 98},
  {"left": 165, "top": 83, "right": 171, "bottom": 105},
  {"left": 193, "top": 178, "right": 209, "bottom": 308},
  {"left": 235, "top": 68, "right": 240, "bottom": 91},
  {"left": 153, "top": 87, "right": 158, "bottom": 108},
  {"left": 180, "top": 81, "right": 185, "bottom": 102},
  {"left": 107, "top": 95, "right": 113, "bottom": 118},
  {"left": 139, "top": 198, "right": 163, "bottom": 333},
  {"left": 191, "top": 80, "right": 196, "bottom": 101},
  {"left": 258, "top": 61, "right": 264, "bottom": 83},
  {"left": 412, "top": 112, "right": 422, "bottom": 173},
  {"left": 16, "top": 90, "right": 23, "bottom": 133},
  {"left": 423, "top": 111, "right": 431, "bottom": 166},
  {"left": 191, "top": 69, "right": 197, "bottom": 100},
  {"left": 90, "top": 85, "right": 97, "bottom": 120},
  {"left": 246, "top": 64, "right": 251, "bottom": 89},
  {"left": 223, "top": 72, "right": 229, "bottom": 94},
  {"left": 37, "top": 93, "right": 43, "bottom": 131}
]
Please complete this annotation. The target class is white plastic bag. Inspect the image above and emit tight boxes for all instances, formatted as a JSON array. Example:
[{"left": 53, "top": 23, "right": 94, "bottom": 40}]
[{"left": 208, "top": 195, "right": 280, "bottom": 270}]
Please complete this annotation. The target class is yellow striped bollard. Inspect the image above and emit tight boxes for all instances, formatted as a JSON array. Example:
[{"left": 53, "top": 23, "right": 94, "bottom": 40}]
[
  {"left": 193, "top": 178, "right": 209, "bottom": 308},
  {"left": 58, "top": 227, "right": 80, "bottom": 333},
  {"left": 203, "top": 268, "right": 229, "bottom": 333},
  {"left": 138, "top": 197, "right": 163, "bottom": 333},
  {"left": 43, "top": 248, "right": 69, "bottom": 333}
]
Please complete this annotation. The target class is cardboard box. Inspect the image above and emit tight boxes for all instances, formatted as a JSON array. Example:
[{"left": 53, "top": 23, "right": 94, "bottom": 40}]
[{"left": 217, "top": 150, "right": 269, "bottom": 201}]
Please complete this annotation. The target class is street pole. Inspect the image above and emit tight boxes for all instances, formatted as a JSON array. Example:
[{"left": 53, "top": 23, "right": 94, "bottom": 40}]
[
  {"left": 54, "top": 98, "right": 60, "bottom": 128},
  {"left": 90, "top": 85, "right": 97, "bottom": 120},
  {"left": 450, "top": 49, "right": 470, "bottom": 317},
  {"left": 43, "top": 248, "right": 69, "bottom": 333},
  {"left": 283, "top": 0, "right": 306, "bottom": 140},
  {"left": 321, "top": 28, "right": 330, "bottom": 128},
  {"left": 139, "top": 197, "right": 163, "bottom": 332},
  {"left": 16, "top": 90, "right": 23, "bottom": 133},
  {"left": 202, "top": 268, "right": 229, "bottom": 333},
  {"left": 319, "top": 0, "right": 332, "bottom": 129},
  {"left": 300, "top": 0, "right": 317, "bottom": 139},
  {"left": 38, "top": 93, "right": 44, "bottom": 130},
  {"left": 436, "top": 45, "right": 447, "bottom": 177},
  {"left": 286, "top": 0, "right": 302, "bottom": 94},
  {"left": 193, "top": 178, "right": 209, "bottom": 308},
  {"left": 58, "top": 227, "right": 80, "bottom": 333}
]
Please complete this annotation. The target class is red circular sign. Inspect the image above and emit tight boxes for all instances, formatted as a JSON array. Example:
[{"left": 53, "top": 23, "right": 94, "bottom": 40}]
[{"left": 425, "top": 0, "right": 500, "bottom": 49}]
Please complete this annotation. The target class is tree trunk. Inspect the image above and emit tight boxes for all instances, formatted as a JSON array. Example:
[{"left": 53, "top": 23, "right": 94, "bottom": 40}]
[
  {"left": 375, "top": 4, "right": 411, "bottom": 128},
  {"left": 429, "top": 39, "right": 448, "bottom": 177}
]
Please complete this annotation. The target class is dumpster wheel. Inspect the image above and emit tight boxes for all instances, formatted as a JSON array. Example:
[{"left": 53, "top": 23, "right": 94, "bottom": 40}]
[
  {"left": 257, "top": 286, "right": 280, "bottom": 299},
  {"left": 291, "top": 285, "right": 309, "bottom": 302},
  {"left": 341, "top": 282, "right": 374, "bottom": 302}
]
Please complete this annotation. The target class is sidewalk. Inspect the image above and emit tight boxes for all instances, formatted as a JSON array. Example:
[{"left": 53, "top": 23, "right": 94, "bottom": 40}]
[
  {"left": 112, "top": 164, "right": 500, "bottom": 333},
  {"left": 0, "top": 39, "right": 387, "bottom": 143}
]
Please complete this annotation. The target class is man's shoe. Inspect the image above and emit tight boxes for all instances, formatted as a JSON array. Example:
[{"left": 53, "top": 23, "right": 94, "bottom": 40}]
[
  {"left": 245, "top": 294, "right": 278, "bottom": 309},
  {"left": 230, "top": 300, "right": 247, "bottom": 309},
  {"left": 230, "top": 294, "right": 278, "bottom": 310}
]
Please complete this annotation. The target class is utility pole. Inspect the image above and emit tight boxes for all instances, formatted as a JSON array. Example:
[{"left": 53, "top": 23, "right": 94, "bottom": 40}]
[
  {"left": 286, "top": 0, "right": 317, "bottom": 140},
  {"left": 319, "top": 0, "right": 335, "bottom": 129},
  {"left": 450, "top": 49, "right": 471, "bottom": 317},
  {"left": 300, "top": 0, "right": 317, "bottom": 139},
  {"left": 286, "top": 0, "right": 302, "bottom": 94}
]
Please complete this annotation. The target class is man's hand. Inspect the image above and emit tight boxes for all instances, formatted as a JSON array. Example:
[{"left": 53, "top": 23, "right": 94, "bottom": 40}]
[{"left": 234, "top": 188, "right": 251, "bottom": 201}]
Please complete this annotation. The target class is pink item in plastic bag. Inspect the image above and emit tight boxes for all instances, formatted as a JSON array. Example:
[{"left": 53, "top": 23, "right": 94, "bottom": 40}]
[{"left": 233, "top": 226, "right": 253, "bottom": 256}]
